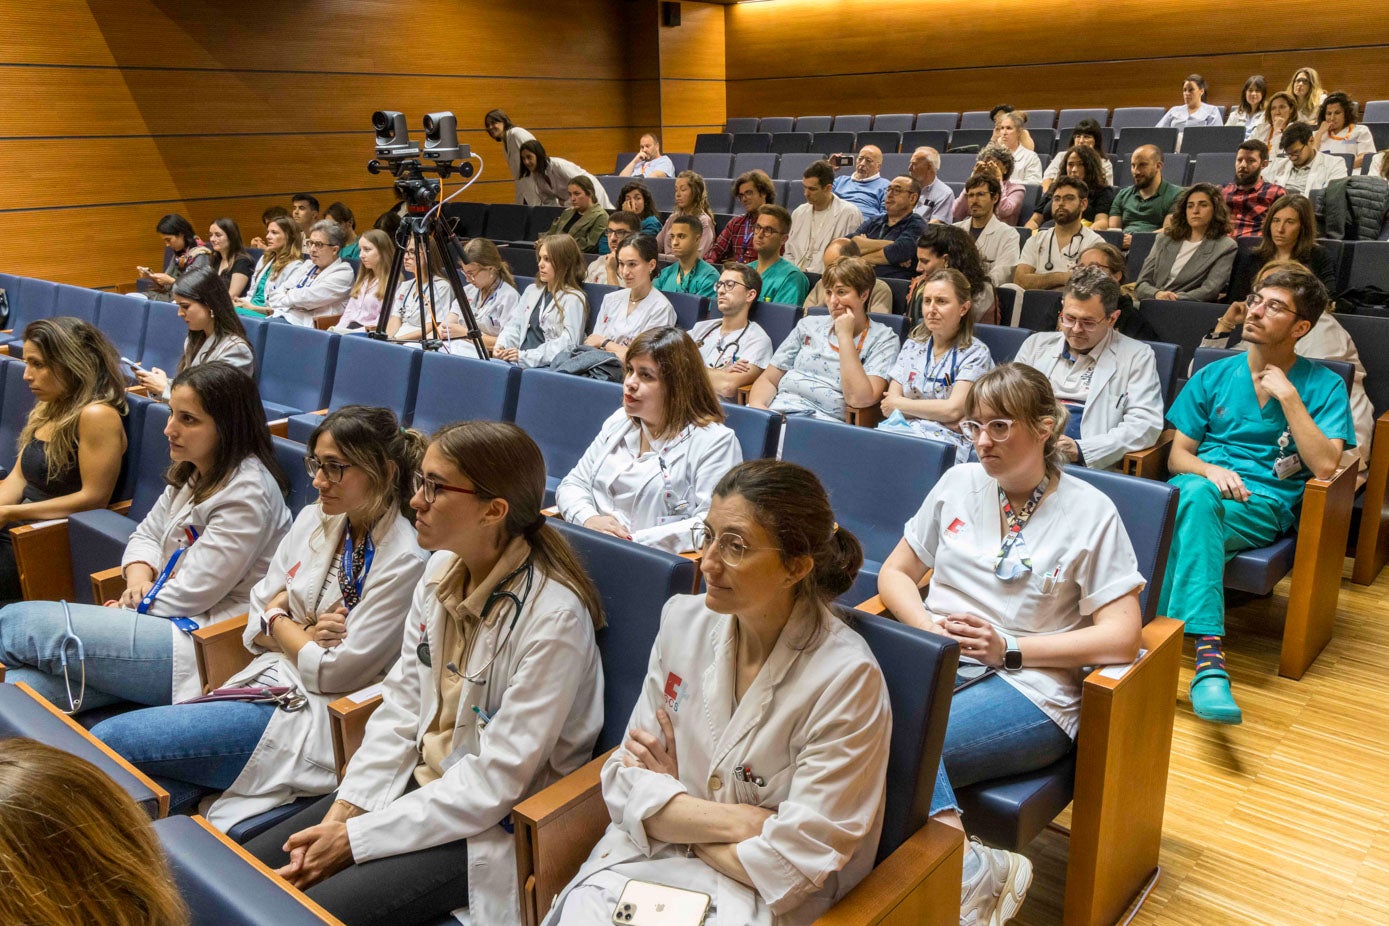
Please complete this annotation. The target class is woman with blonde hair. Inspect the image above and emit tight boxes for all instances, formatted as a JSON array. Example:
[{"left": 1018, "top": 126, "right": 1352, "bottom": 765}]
[
  {"left": 656, "top": 169, "right": 716, "bottom": 257},
  {"left": 494, "top": 233, "right": 588, "bottom": 368},
  {"left": 1286, "top": 66, "right": 1326, "bottom": 123},
  {"left": 0, "top": 317, "right": 127, "bottom": 600},
  {"left": 0, "top": 738, "right": 188, "bottom": 926},
  {"left": 236, "top": 214, "right": 306, "bottom": 316},
  {"left": 459, "top": 236, "right": 522, "bottom": 348},
  {"left": 333, "top": 229, "right": 395, "bottom": 332}
]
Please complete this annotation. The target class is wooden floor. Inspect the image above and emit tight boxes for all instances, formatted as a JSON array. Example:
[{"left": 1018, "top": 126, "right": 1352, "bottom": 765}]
[{"left": 1015, "top": 558, "right": 1389, "bottom": 925}]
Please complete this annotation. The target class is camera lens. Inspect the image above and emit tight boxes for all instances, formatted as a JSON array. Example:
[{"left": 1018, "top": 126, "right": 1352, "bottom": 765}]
[{"left": 372, "top": 111, "right": 391, "bottom": 132}]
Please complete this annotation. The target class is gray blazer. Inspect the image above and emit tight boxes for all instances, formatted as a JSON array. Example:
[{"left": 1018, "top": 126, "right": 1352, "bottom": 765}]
[{"left": 1134, "top": 234, "right": 1238, "bottom": 303}]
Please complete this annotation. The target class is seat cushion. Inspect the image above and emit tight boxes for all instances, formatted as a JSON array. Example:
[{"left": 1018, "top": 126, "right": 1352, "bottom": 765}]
[
  {"left": 67, "top": 508, "right": 140, "bottom": 604},
  {"left": 226, "top": 796, "right": 320, "bottom": 844},
  {"left": 956, "top": 751, "right": 1077, "bottom": 851},
  {"left": 1224, "top": 536, "right": 1297, "bottom": 595},
  {"left": 261, "top": 399, "right": 307, "bottom": 420},
  {"left": 285, "top": 412, "right": 325, "bottom": 444}
]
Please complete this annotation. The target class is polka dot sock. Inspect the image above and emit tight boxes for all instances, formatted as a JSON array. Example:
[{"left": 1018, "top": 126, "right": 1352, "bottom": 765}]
[{"left": 1194, "top": 635, "right": 1226, "bottom": 676}]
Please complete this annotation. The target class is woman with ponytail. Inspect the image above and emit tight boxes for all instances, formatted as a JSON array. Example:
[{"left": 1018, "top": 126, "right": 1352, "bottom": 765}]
[
  {"left": 244, "top": 420, "right": 604, "bottom": 926},
  {"left": 94, "top": 406, "right": 431, "bottom": 828},
  {"left": 876, "top": 362, "right": 1144, "bottom": 925},
  {"left": 548, "top": 458, "right": 892, "bottom": 926}
]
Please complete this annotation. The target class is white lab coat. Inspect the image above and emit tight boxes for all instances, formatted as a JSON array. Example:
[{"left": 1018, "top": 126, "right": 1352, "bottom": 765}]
[
  {"left": 335, "top": 549, "right": 603, "bottom": 926},
  {"left": 546, "top": 594, "right": 892, "bottom": 926},
  {"left": 956, "top": 214, "right": 1022, "bottom": 290},
  {"left": 120, "top": 457, "right": 291, "bottom": 701},
  {"left": 556, "top": 409, "right": 743, "bottom": 553},
  {"left": 517, "top": 157, "right": 615, "bottom": 208},
  {"left": 266, "top": 258, "right": 355, "bottom": 325},
  {"left": 249, "top": 256, "right": 309, "bottom": 305},
  {"left": 157, "top": 334, "right": 256, "bottom": 400},
  {"left": 1013, "top": 329, "right": 1165, "bottom": 470},
  {"left": 494, "top": 285, "right": 588, "bottom": 368},
  {"left": 203, "top": 506, "right": 428, "bottom": 830},
  {"left": 1263, "top": 151, "right": 1349, "bottom": 195}
]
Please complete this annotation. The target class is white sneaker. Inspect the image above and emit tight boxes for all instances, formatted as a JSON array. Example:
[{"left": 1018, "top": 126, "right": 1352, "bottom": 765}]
[{"left": 959, "top": 837, "right": 1032, "bottom": 926}]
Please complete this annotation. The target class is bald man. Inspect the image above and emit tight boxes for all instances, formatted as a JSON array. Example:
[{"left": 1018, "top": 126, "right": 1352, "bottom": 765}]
[
  {"left": 1103, "top": 144, "right": 1183, "bottom": 247},
  {"left": 831, "top": 145, "right": 890, "bottom": 217}
]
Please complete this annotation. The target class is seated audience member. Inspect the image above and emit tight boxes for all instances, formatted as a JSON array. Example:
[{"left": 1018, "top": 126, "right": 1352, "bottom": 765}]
[
  {"left": 385, "top": 243, "right": 458, "bottom": 343},
  {"left": 332, "top": 229, "right": 393, "bottom": 333},
  {"left": 548, "top": 459, "right": 889, "bottom": 926},
  {"left": 657, "top": 170, "right": 717, "bottom": 258},
  {"left": 878, "top": 361, "right": 1145, "bottom": 924},
  {"left": 249, "top": 204, "right": 290, "bottom": 248},
  {"left": 495, "top": 234, "right": 587, "bottom": 368},
  {"left": 325, "top": 202, "right": 360, "bottom": 260},
  {"left": 1013, "top": 178, "right": 1105, "bottom": 291},
  {"left": 207, "top": 218, "right": 255, "bottom": 298},
  {"left": 705, "top": 169, "right": 775, "bottom": 264},
  {"left": 1223, "top": 140, "right": 1287, "bottom": 238},
  {"left": 803, "top": 238, "right": 895, "bottom": 313},
  {"left": 952, "top": 145, "right": 1025, "bottom": 226},
  {"left": 460, "top": 237, "right": 523, "bottom": 349},
  {"left": 1287, "top": 67, "right": 1326, "bottom": 125},
  {"left": 654, "top": 215, "right": 720, "bottom": 297},
  {"left": 291, "top": 193, "right": 321, "bottom": 245},
  {"left": 1014, "top": 266, "right": 1164, "bottom": 470},
  {"left": 1025, "top": 146, "right": 1114, "bottom": 230},
  {"left": 994, "top": 111, "right": 1044, "bottom": 184},
  {"left": 558, "top": 327, "right": 741, "bottom": 551},
  {"left": 1103, "top": 145, "right": 1184, "bottom": 246},
  {"left": 786, "top": 159, "right": 864, "bottom": 272},
  {"left": 1227, "top": 193, "right": 1338, "bottom": 299},
  {"left": 517, "top": 139, "right": 614, "bottom": 208},
  {"left": 237, "top": 215, "right": 305, "bottom": 315},
  {"left": 587, "top": 211, "right": 639, "bottom": 284},
  {"left": 485, "top": 108, "right": 538, "bottom": 198},
  {"left": 1311, "top": 91, "right": 1376, "bottom": 171},
  {"left": 1264, "top": 122, "right": 1348, "bottom": 195},
  {"left": 95, "top": 407, "right": 429, "bottom": 822},
  {"left": 833, "top": 145, "right": 891, "bottom": 217},
  {"left": 851, "top": 176, "right": 928, "bottom": 280},
  {"left": 586, "top": 235, "right": 677, "bottom": 362},
  {"left": 603, "top": 181, "right": 662, "bottom": 254},
  {"left": 267, "top": 219, "right": 354, "bottom": 325},
  {"left": 0, "top": 363, "right": 289, "bottom": 709},
  {"left": 953, "top": 174, "right": 1022, "bottom": 298},
  {"left": 991, "top": 104, "right": 1036, "bottom": 150},
  {"left": 1250, "top": 91, "right": 1298, "bottom": 155},
  {"left": 1078, "top": 243, "right": 1160, "bottom": 340},
  {"left": 618, "top": 132, "right": 675, "bottom": 179},
  {"left": 690, "top": 262, "right": 776, "bottom": 399},
  {"left": 244, "top": 421, "right": 604, "bottom": 926},
  {"left": 750, "top": 257, "right": 899, "bottom": 421},
  {"left": 1228, "top": 75, "right": 1268, "bottom": 129},
  {"left": 909, "top": 146, "right": 957, "bottom": 222},
  {"left": 544, "top": 176, "right": 610, "bottom": 253},
  {"left": 1157, "top": 266, "right": 1353, "bottom": 724},
  {"left": 1157, "top": 74, "right": 1224, "bottom": 134},
  {"left": 373, "top": 206, "right": 403, "bottom": 241},
  {"left": 751, "top": 205, "right": 811, "bottom": 303},
  {"left": 912, "top": 225, "right": 1000, "bottom": 326},
  {"left": 140, "top": 213, "right": 210, "bottom": 300},
  {"left": 1370, "top": 148, "right": 1388, "bottom": 180},
  {"left": 1043, "top": 119, "right": 1113, "bottom": 191},
  {"left": 136, "top": 267, "right": 255, "bottom": 399},
  {"left": 1134, "top": 183, "right": 1238, "bottom": 302},
  {"left": 1205, "top": 260, "right": 1374, "bottom": 464},
  {"left": 0, "top": 319, "right": 126, "bottom": 602},
  {"left": 0, "top": 738, "right": 188, "bottom": 926},
  {"left": 882, "top": 268, "right": 995, "bottom": 461}
]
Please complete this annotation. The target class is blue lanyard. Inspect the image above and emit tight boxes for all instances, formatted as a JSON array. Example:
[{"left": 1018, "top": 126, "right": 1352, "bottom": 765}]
[
  {"left": 137, "top": 526, "right": 201, "bottom": 634},
  {"left": 338, "top": 525, "right": 376, "bottom": 612},
  {"left": 295, "top": 265, "right": 322, "bottom": 289},
  {"left": 923, "top": 338, "right": 962, "bottom": 391}
]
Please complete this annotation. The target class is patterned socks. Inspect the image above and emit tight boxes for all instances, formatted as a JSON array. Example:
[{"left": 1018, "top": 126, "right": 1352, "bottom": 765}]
[{"left": 1194, "top": 635, "right": 1227, "bottom": 676}]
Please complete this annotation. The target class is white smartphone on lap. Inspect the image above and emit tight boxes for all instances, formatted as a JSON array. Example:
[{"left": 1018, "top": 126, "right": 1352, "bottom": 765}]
[{"left": 611, "top": 879, "right": 711, "bottom": 926}]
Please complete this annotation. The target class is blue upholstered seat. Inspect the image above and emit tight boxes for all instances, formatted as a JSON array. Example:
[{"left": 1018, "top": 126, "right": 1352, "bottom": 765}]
[{"left": 514, "top": 369, "right": 622, "bottom": 506}]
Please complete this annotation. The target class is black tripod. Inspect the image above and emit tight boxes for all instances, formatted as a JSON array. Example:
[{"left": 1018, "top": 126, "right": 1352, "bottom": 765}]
[{"left": 369, "top": 158, "right": 486, "bottom": 359}]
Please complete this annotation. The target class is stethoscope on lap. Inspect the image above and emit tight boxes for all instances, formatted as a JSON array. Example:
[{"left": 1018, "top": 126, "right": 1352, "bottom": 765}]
[{"left": 416, "top": 557, "right": 536, "bottom": 685}]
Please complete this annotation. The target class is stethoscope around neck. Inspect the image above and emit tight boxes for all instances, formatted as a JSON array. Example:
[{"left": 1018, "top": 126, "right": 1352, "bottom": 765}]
[
  {"left": 416, "top": 557, "right": 536, "bottom": 685},
  {"left": 1043, "top": 227, "right": 1084, "bottom": 272}
]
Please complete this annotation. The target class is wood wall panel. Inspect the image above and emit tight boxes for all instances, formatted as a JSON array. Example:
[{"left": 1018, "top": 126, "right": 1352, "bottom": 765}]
[{"left": 660, "top": 1, "right": 727, "bottom": 155}]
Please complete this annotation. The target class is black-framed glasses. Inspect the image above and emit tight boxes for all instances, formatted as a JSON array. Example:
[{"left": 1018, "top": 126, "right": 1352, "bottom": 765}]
[
  {"left": 691, "top": 523, "right": 775, "bottom": 566},
  {"left": 305, "top": 240, "right": 334, "bottom": 251},
  {"left": 713, "top": 279, "right": 748, "bottom": 292},
  {"left": 59, "top": 600, "right": 85, "bottom": 714},
  {"left": 960, "top": 418, "right": 1017, "bottom": 443},
  {"left": 412, "top": 472, "right": 480, "bottom": 504},
  {"left": 305, "top": 456, "right": 354, "bottom": 484}
]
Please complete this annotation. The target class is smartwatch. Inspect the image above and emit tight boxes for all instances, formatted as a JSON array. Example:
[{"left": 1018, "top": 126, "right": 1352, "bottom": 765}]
[{"left": 1002, "top": 633, "right": 1023, "bottom": 671}]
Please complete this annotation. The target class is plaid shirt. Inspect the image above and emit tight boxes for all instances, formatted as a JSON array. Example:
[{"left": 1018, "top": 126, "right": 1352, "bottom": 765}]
[
  {"left": 1222, "top": 180, "right": 1287, "bottom": 239},
  {"left": 704, "top": 211, "right": 759, "bottom": 264}
]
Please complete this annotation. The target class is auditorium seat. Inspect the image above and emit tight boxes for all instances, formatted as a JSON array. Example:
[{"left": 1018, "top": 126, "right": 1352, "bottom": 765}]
[
  {"left": 724, "top": 117, "right": 757, "bottom": 134},
  {"left": 937, "top": 152, "right": 980, "bottom": 183},
  {"left": 833, "top": 114, "right": 873, "bottom": 133},
  {"left": 1061, "top": 126, "right": 1115, "bottom": 151},
  {"left": 747, "top": 300, "right": 799, "bottom": 351},
  {"left": 915, "top": 112, "right": 960, "bottom": 131},
  {"left": 703, "top": 177, "right": 736, "bottom": 213},
  {"left": 774, "top": 152, "right": 823, "bottom": 180},
  {"left": 768, "top": 131, "right": 811, "bottom": 155},
  {"left": 730, "top": 132, "right": 772, "bottom": 154},
  {"left": 138, "top": 300, "right": 188, "bottom": 373},
  {"left": 810, "top": 131, "right": 855, "bottom": 155},
  {"left": 1347, "top": 242, "right": 1389, "bottom": 291},
  {"left": 693, "top": 132, "right": 732, "bottom": 154},
  {"left": 948, "top": 129, "right": 994, "bottom": 151},
  {"left": 272, "top": 435, "right": 317, "bottom": 517},
  {"left": 411, "top": 350, "right": 520, "bottom": 434},
  {"left": 54, "top": 284, "right": 100, "bottom": 326},
  {"left": 1115, "top": 127, "right": 1179, "bottom": 155},
  {"left": 974, "top": 322, "right": 1032, "bottom": 362},
  {"left": 1023, "top": 108, "right": 1057, "bottom": 129},
  {"left": 258, "top": 325, "right": 339, "bottom": 420},
  {"left": 721, "top": 403, "right": 781, "bottom": 461},
  {"left": 1179, "top": 126, "right": 1247, "bottom": 156},
  {"left": 1363, "top": 100, "right": 1389, "bottom": 123},
  {"left": 902, "top": 129, "right": 951, "bottom": 153},
  {"left": 689, "top": 152, "right": 732, "bottom": 179},
  {"left": 1190, "top": 151, "right": 1237, "bottom": 186},
  {"left": 856, "top": 130, "right": 902, "bottom": 154},
  {"left": 611, "top": 152, "right": 635, "bottom": 174},
  {"left": 442, "top": 201, "right": 487, "bottom": 238},
  {"left": 527, "top": 205, "right": 564, "bottom": 239},
  {"left": 794, "top": 115, "right": 833, "bottom": 134},
  {"left": 959, "top": 110, "right": 995, "bottom": 130},
  {"left": 1017, "top": 290, "right": 1063, "bottom": 332},
  {"left": 1334, "top": 313, "right": 1389, "bottom": 584},
  {"left": 513, "top": 368, "right": 622, "bottom": 504},
  {"left": 0, "top": 359, "right": 35, "bottom": 474},
  {"left": 597, "top": 175, "right": 626, "bottom": 207},
  {"left": 581, "top": 283, "right": 618, "bottom": 333},
  {"left": 482, "top": 203, "right": 529, "bottom": 242},
  {"left": 732, "top": 152, "right": 777, "bottom": 179},
  {"left": 95, "top": 292, "right": 150, "bottom": 364},
  {"left": 1125, "top": 232, "right": 1159, "bottom": 280},
  {"left": 1110, "top": 106, "right": 1166, "bottom": 130},
  {"left": 757, "top": 116, "right": 794, "bottom": 134},
  {"left": 879, "top": 152, "right": 912, "bottom": 179},
  {"left": 3, "top": 278, "right": 58, "bottom": 343},
  {"left": 663, "top": 291, "right": 705, "bottom": 329},
  {"left": 1059, "top": 107, "right": 1109, "bottom": 129},
  {"left": 284, "top": 336, "right": 421, "bottom": 443},
  {"left": 643, "top": 177, "right": 677, "bottom": 212}
]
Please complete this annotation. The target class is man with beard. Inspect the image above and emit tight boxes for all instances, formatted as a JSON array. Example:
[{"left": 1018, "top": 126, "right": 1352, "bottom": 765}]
[
  {"left": 1103, "top": 145, "right": 1184, "bottom": 247},
  {"left": 1222, "top": 140, "right": 1286, "bottom": 238},
  {"left": 1011, "top": 177, "right": 1104, "bottom": 290}
]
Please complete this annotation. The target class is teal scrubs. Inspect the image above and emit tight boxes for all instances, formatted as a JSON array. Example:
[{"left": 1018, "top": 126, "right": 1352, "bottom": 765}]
[
  {"left": 1157, "top": 354, "right": 1354, "bottom": 635},
  {"left": 654, "top": 259, "right": 719, "bottom": 299},
  {"left": 757, "top": 258, "right": 810, "bottom": 307}
]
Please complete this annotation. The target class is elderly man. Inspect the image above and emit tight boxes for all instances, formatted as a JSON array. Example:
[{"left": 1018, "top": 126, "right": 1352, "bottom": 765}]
[
  {"left": 851, "top": 176, "right": 928, "bottom": 279},
  {"left": 832, "top": 145, "right": 890, "bottom": 217},
  {"left": 908, "top": 147, "right": 956, "bottom": 222},
  {"left": 786, "top": 159, "right": 863, "bottom": 272}
]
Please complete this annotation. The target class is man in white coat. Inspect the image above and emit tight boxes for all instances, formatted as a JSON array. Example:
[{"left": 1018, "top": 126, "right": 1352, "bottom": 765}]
[
  {"left": 953, "top": 174, "right": 1021, "bottom": 291},
  {"left": 1013, "top": 266, "right": 1164, "bottom": 470},
  {"left": 785, "top": 159, "right": 863, "bottom": 273}
]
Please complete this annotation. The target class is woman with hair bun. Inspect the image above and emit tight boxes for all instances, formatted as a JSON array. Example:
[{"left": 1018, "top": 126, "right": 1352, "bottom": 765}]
[
  {"left": 877, "top": 362, "right": 1145, "bottom": 925},
  {"left": 548, "top": 458, "right": 892, "bottom": 926},
  {"left": 135, "top": 266, "right": 255, "bottom": 399}
]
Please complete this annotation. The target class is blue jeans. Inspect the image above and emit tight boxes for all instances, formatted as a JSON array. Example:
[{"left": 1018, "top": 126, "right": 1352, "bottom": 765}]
[
  {"left": 0, "top": 600, "right": 174, "bottom": 712},
  {"left": 930, "top": 672, "right": 1073, "bottom": 817},
  {"left": 93, "top": 701, "right": 276, "bottom": 814}
]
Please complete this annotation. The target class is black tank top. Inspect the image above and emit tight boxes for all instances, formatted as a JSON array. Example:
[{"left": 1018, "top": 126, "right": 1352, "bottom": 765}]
[{"left": 19, "top": 437, "right": 84, "bottom": 504}]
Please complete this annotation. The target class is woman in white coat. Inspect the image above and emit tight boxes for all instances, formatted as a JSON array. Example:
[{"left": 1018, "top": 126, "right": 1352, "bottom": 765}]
[
  {"left": 244, "top": 420, "right": 605, "bottom": 926},
  {"left": 516, "top": 139, "right": 614, "bottom": 209},
  {"left": 558, "top": 326, "right": 743, "bottom": 553},
  {"left": 548, "top": 458, "right": 892, "bottom": 925},
  {"left": 266, "top": 219, "right": 354, "bottom": 326},
  {"left": 493, "top": 234, "right": 588, "bottom": 369},
  {"left": 92, "top": 406, "right": 430, "bottom": 823},
  {"left": 134, "top": 266, "right": 256, "bottom": 400},
  {"left": 584, "top": 235, "right": 677, "bottom": 363},
  {"left": 385, "top": 242, "right": 459, "bottom": 344},
  {"left": 0, "top": 362, "right": 290, "bottom": 711}
]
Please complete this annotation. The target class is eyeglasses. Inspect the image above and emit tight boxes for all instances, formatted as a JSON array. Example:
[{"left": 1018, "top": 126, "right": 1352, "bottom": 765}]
[
  {"left": 691, "top": 523, "right": 775, "bottom": 566},
  {"left": 412, "top": 471, "right": 480, "bottom": 504},
  {"left": 959, "top": 418, "right": 1016, "bottom": 443},
  {"left": 714, "top": 279, "right": 748, "bottom": 292},
  {"left": 305, "top": 240, "right": 334, "bottom": 250},
  {"left": 1058, "top": 314, "right": 1104, "bottom": 332},
  {"left": 752, "top": 224, "right": 782, "bottom": 237},
  {"left": 59, "top": 600, "right": 85, "bottom": 714},
  {"left": 305, "top": 456, "right": 354, "bottom": 484},
  {"left": 460, "top": 266, "right": 492, "bottom": 281},
  {"left": 1247, "top": 292, "right": 1302, "bottom": 320}
]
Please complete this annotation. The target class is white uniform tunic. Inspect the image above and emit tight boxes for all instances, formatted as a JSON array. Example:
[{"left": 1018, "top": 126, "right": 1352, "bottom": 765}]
[
  {"left": 593, "top": 289, "right": 677, "bottom": 347},
  {"left": 465, "top": 280, "right": 523, "bottom": 337},
  {"left": 494, "top": 285, "right": 588, "bottom": 369},
  {"left": 689, "top": 319, "right": 775, "bottom": 372},
  {"left": 266, "top": 258, "right": 354, "bottom": 325},
  {"left": 885, "top": 336, "right": 994, "bottom": 461},
  {"left": 768, "top": 315, "right": 900, "bottom": 422},
  {"left": 547, "top": 594, "right": 891, "bottom": 926}
]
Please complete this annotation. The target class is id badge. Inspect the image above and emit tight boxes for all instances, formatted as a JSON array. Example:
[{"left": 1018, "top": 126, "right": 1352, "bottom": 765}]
[{"left": 1273, "top": 453, "right": 1302, "bottom": 480}]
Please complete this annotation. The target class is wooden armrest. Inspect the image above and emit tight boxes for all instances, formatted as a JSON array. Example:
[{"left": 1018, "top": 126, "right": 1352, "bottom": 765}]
[
  {"left": 314, "top": 314, "right": 342, "bottom": 331},
  {"left": 192, "top": 615, "right": 253, "bottom": 692},
  {"left": 1352, "top": 409, "right": 1389, "bottom": 585},
  {"left": 812, "top": 819, "right": 963, "bottom": 926},
  {"left": 1121, "top": 429, "right": 1174, "bottom": 480},
  {"left": 267, "top": 418, "right": 289, "bottom": 438},
  {"left": 11, "top": 519, "right": 75, "bottom": 601},
  {"left": 542, "top": 506, "right": 560, "bottom": 518},
  {"left": 856, "top": 569, "right": 933, "bottom": 617},
  {"left": 186, "top": 815, "right": 347, "bottom": 924},
  {"left": 91, "top": 566, "right": 126, "bottom": 604},
  {"left": 1067, "top": 615, "right": 1182, "bottom": 926},
  {"left": 328, "top": 691, "right": 384, "bottom": 780},
  {"left": 513, "top": 748, "right": 615, "bottom": 926},
  {"left": 737, "top": 384, "right": 752, "bottom": 406},
  {"left": 126, "top": 385, "right": 151, "bottom": 397},
  {"left": 1280, "top": 459, "right": 1357, "bottom": 679},
  {"left": 845, "top": 403, "right": 884, "bottom": 429},
  {"left": 109, "top": 498, "right": 133, "bottom": 515}
]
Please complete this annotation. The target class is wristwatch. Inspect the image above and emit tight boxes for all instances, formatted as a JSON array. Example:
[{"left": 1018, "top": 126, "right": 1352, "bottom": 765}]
[
  {"left": 1002, "top": 633, "right": 1023, "bottom": 671},
  {"left": 261, "top": 607, "right": 290, "bottom": 638}
]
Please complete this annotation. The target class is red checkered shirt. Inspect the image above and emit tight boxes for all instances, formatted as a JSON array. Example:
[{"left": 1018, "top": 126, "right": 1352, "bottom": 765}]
[{"left": 1222, "top": 180, "right": 1287, "bottom": 239}]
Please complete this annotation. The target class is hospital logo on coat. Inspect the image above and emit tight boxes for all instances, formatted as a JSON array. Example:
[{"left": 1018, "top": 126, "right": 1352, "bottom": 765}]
[{"left": 664, "top": 672, "right": 687, "bottom": 712}]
